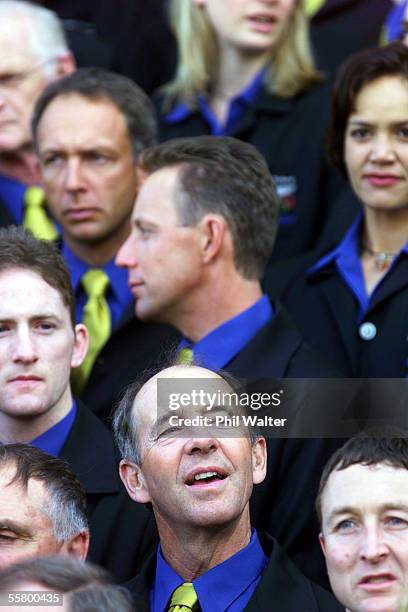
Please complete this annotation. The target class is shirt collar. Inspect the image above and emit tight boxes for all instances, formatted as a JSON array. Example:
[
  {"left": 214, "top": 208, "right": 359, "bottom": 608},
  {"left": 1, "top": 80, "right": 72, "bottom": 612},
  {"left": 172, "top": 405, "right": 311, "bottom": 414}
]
[
  {"left": 308, "top": 213, "right": 408, "bottom": 277},
  {"left": 164, "top": 66, "right": 267, "bottom": 125},
  {"left": 31, "top": 402, "right": 77, "bottom": 457},
  {"left": 385, "top": 0, "right": 408, "bottom": 42},
  {"left": 151, "top": 530, "right": 267, "bottom": 612},
  {"left": 61, "top": 241, "right": 130, "bottom": 309},
  {"left": 307, "top": 214, "right": 363, "bottom": 276},
  {"left": 179, "top": 295, "right": 273, "bottom": 370}
]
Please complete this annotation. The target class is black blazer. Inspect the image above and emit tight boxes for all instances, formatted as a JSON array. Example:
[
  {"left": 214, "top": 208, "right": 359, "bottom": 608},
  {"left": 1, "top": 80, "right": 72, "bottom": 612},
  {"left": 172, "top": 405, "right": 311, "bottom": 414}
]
[
  {"left": 310, "top": 0, "right": 392, "bottom": 75},
  {"left": 77, "top": 303, "right": 179, "bottom": 425},
  {"left": 283, "top": 250, "right": 408, "bottom": 378},
  {"left": 125, "top": 532, "right": 344, "bottom": 611},
  {"left": 155, "top": 84, "right": 358, "bottom": 260},
  {"left": 225, "top": 303, "right": 338, "bottom": 379},
  {"left": 221, "top": 304, "right": 344, "bottom": 588},
  {"left": 60, "top": 402, "right": 158, "bottom": 582}
]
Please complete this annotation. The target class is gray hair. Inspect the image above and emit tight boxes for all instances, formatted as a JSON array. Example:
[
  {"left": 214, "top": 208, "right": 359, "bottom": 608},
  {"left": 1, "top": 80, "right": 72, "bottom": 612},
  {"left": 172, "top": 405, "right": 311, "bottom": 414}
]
[
  {"left": 113, "top": 382, "right": 143, "bottom": 466},
  {"left": 0, "top": 444, "right": 88, "bottom": 543},
  {"left": 0, "top": 556, "right": 133, "bottom": 612},
  {"left": 0, "top": 1, "right": 69, "bottom": 77}
]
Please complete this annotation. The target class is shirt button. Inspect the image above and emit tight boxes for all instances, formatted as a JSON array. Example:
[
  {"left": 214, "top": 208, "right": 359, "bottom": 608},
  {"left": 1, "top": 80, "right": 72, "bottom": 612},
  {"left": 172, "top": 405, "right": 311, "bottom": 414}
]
[{"left": 359, "top": 322, "right": 377, "bottom": 341}]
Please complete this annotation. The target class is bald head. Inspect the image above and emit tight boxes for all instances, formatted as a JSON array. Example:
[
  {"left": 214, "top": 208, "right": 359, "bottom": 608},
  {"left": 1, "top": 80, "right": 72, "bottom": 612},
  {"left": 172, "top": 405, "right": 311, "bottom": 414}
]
[{"left": 113, "top": 365, "right": 232, "bottom": 466}]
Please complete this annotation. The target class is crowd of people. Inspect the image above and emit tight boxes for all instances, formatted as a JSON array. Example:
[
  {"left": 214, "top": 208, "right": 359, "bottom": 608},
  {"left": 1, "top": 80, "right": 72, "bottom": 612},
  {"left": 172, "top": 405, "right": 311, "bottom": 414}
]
[{"left": 0, "top": 1, "right": 407, "bottom": 611}]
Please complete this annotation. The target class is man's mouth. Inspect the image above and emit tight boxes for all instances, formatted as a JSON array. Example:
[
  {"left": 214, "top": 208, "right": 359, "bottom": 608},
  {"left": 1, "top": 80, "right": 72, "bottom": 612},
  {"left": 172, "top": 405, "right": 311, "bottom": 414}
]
[
  {"left": 129, "top": 281, "right": 144, "bottom": 296},
  {"left": 64, "top": 208, "right": 100, "bottom": 221},
  {"left": 185, "top": 468, "right": 228, "bottom": 487},
  {"left": 358, "top": 573, "right": 397, "bottom": 591},
  {"left": 9, "top": 375, "right": 43, "bottom": 384}
]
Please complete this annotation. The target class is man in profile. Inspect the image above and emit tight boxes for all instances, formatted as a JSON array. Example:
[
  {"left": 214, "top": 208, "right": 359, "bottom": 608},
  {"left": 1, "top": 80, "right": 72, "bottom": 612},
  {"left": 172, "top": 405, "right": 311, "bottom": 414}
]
[
  {"left": 115, "top": 135, "right": 342, "bottom": 585},
  {"left": 317, "top": 431, "right": 408, "bottom": 612},
  {"left": 114, "top": 364, "right": 343, "bottom": 610}
]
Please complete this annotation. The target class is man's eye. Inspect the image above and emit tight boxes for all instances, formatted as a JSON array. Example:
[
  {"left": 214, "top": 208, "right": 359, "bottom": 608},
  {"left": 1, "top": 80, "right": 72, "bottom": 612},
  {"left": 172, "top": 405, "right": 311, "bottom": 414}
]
[
  {"left": 88, "top": 152, "right": 109, "bottom": 164},
  {"left": 42, "top": 155, "right": 62, "bottom": 167},
  {"left": 336, "top": 519, "right": 356, "bottom": 532},
  {"left": 0, "top": 533, "right": 16, "bottom": 542},
  {"left": 0, "top": 324, "right": 10, "bottom": 334},
  {"left": 0, "top": 73, "right": 23, "bottom": 87},
  {"left": 36, "top": 322, "right": 55, "bottom": 331},
  {"left": 158, "top": 426, "right": 182, "bottom": 438},
  {"left": 386, "top": 516, "right": 408, "bottom": 528},
  {"left": 137, "top": 227, "right": 152, "bottom": 237},
  {"left": 397, "top": 126, "right": 408, "bottom": 140}
]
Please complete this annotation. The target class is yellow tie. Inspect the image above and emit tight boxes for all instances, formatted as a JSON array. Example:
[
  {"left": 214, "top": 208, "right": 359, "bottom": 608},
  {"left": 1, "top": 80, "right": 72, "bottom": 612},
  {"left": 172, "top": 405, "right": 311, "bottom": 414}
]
[
  {"left": 71, "top": 269, "right": 111, "bottom": 394},
  {"left": 168, "top": 583, "right": 200, "bottom": 612},
  {"left": 23, "top": 186, "right": 58, "bottom": 241},
  {"left": 303, "top": 0, "right": 325, "bottom": 17},
  {"left": 177, "top": 347, "right": 194, "bottom": 365}
]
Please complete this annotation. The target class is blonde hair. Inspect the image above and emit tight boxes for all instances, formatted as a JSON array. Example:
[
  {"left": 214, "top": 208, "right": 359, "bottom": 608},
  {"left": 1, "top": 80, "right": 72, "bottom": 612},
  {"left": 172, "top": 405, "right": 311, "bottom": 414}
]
[{"left": 163, "top": 0, "right": 321, "bottom": 108}]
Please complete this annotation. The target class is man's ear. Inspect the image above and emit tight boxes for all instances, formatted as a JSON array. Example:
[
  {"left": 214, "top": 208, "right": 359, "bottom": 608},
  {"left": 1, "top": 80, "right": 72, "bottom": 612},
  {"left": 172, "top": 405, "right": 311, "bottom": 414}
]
[
  {"left": 54, "top": 52, "right": 76, "bottom": 78},
  {"left": 119, "top": 460, "right": 151, "bottom": 504},
  {"left": 136, "top": 165, "right": 148, "bottom": 186},
  {"left": 199, "top": 214, "right": 227, "bottom": 265},
  {"left": 319, "top": 532, "right": 326, "bottom": 556},
  {"left": 252, "top": 436, "right": 267, "bottom": 485},
  {"left": 61, "top": 530, "right": 90, "bottom": 560},
  {"left": 71, "top": 324, "right": 89, "bottom": 369}
]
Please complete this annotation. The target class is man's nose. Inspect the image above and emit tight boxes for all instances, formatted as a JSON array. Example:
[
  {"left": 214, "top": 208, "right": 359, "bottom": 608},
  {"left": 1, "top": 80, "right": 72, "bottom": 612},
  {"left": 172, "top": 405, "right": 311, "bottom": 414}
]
[
  {"left": 115, "top": 232, "right": 139, "bottom": 268},
  {"left": 13, "top": 328, "right": 38, "bottom": 364},
  {"left": 183, "top": 436, "right": 220, "bottom": 455},
  {"left": 360, "top": 526, "right": 389, "bottom": 563},
  {"left": 64, "top": 158, "right": 85, "bottom": 192}
]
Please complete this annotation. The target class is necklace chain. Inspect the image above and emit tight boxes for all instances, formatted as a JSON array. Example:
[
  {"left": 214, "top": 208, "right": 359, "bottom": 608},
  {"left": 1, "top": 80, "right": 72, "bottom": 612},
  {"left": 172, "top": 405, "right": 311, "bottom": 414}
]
[{"left": 362, "top": 240, "right": 398, "bottom": 272}]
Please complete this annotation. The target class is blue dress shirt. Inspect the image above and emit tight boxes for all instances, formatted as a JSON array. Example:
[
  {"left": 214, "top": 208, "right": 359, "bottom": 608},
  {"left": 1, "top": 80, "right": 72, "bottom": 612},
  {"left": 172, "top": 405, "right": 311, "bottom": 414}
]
[
  {"left": 62, "top": 242, "right": 132, "bottom": 329},
  {"left": 0, "top": 174, "right": 26, "bottom": 223},
  {"left": 178, "top": 295, "right": 273, "bottom": 370},
  {"left": 308, "top": 214, "right": 408, "bottom": 323},
  {"left": 151, "top": 530, "right": 268, "bottom": 612},
  {"left": 31, "top": 402, "right": 77, "bottom": 457},
  {"left": 385, "top": 0, "right": 408, "bottom": 42},
  {"left": 164, "top": 68, "right": 266, "bottom": 136}
]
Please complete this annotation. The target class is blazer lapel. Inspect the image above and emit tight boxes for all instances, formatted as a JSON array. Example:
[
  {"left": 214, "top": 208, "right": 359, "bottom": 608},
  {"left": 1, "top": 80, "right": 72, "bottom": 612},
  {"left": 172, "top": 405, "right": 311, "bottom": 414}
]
[{"left": 370, "top": 255, "right": 408, "bottom": 312}]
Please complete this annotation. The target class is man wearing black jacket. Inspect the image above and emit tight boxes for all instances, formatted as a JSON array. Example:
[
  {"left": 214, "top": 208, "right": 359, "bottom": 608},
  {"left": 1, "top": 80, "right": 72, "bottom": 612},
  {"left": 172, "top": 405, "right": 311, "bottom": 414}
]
[
  {"left": 31, "top": 67, "right": 177, "bottom": 423},
  {"left": 115, "top": 136, "right": 344, "bottom": 587},
  {"left": 115, "top": 365, "right": 344, "bottom": 611},
  {"left": 0, "top": 227, "right": 157, "bottom": 581}
]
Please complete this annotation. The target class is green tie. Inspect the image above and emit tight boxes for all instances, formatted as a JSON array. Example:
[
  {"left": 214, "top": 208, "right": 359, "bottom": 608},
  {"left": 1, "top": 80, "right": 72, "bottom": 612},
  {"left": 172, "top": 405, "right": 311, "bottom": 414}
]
[
  {"left": 71, "top": 269, "right": 111, "bottom": 394},
  {"left": 303, "top": 0, "right": 325, "bottom": 17},
  {"left": 168, "top": 583, "right": 200, "bottom": 612},
  {"left": 23, "top": 186, "right": 58, "bottom": 241},
  {"left": 177, "top": 347, "right": 194, "bottom": 365}
]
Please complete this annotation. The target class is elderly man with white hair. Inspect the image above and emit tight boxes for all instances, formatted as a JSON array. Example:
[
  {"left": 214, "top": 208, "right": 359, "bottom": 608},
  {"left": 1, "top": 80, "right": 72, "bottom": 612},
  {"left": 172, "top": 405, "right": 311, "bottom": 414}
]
[{"left": 0, "top": 0, "right": 75, "bottom": 235}]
